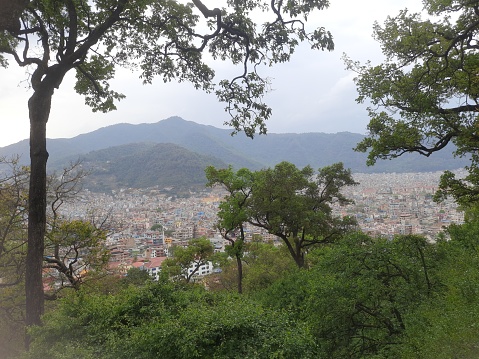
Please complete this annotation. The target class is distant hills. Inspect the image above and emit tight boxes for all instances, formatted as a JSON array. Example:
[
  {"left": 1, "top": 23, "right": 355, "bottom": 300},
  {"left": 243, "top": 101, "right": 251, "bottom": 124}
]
[
  {"left": 76, "top": 143, "right": 227, "bottom": 192},
  {"left": 0, "top": 116, "right": 469, "bottom": 192}
]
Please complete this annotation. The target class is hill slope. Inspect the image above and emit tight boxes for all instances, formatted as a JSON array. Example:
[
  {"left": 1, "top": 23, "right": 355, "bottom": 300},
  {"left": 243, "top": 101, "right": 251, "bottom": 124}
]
[
  {"left": 0, "top": 116, "right": 468, "bottom": 176},
  {"left": 77, "top": 142, "right": 227, "bottom": 192}
]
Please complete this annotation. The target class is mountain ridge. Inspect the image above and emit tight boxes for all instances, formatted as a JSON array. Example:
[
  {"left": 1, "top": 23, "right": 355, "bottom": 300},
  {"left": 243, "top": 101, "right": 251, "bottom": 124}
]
[{"left": 0, "top": 116, "right": 468, "bottom": 186}]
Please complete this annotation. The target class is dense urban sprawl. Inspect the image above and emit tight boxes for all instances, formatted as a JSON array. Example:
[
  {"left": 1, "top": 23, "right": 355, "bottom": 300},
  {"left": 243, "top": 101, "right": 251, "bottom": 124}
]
[{"left": 58, "top": 170, "right": 465, "bottom": 280}]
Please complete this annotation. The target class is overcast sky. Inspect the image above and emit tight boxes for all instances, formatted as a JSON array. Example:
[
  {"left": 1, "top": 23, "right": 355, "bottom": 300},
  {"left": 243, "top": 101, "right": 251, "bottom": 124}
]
[{"left": 0, "top": 0, "right": 424, "bottom": 148}]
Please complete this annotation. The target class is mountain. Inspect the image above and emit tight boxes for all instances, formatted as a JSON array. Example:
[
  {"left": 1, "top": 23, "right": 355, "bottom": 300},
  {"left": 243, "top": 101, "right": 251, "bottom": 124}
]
[
  {"left": 74, "top": 142, "right": 227, "bottom": 192},
  {"left": 0, "top": 116, "right": 469, "bottom": 189},
  {"left": 2, "top": 117, "right": 264, "bottom": 171}
]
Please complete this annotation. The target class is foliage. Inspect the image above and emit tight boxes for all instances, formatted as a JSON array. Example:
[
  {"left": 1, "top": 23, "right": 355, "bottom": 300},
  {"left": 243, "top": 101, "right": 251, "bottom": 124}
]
[
  {"left": 206, "top": 239, "right": 296, "bottom": 294},
  {"left": 150, "top": 224, "right": 162, "bottom": 231},
  {"left": 162, "top": 237, "right": 214, "bottom": 283},
  {"left": 241, "top": 240, "right": 296, "bottom": 294},
  {"left": 206, "top": 165, "right": 255, "bottom": 293},
  {"left": 83, "top": 143, "right": 227, "bottom": 192},
  {"left": 25, "top": 280, "right": 318, "bottom": 359},
  {"left": 342, "top": 4, "right": 479, "bottom": 352},
  {"left": 396, "top": 220, "right": 479, "bottom": 359},
  {"left": 2, "top": 0, "right": 336, "bottom": 328},
  {"left": 0, "top": 157, "right": 29, "bottom": 286},
  {"left": 0, "top": 157, "right": 111, "bottom": 352},
  {"left": 2, "top": 0, "right": 334, "bottom": 137},
  {"left": 43, "top": 219, "right": 110, "bottom": 294},
  {"left": 249, "top": 161, "right": 358, "bottom": 267},
  {"left": 345, "top": 1, "right": 479, "bottom": 204},
  {"left": 207, "top": 162, "right": 357, "bottom": 268},
  {"left": 36, "top": 119, "right": 469, "bottom": 176},
  {"left": 21, "top": 221, "right": 479, "bottom": 359},
  {"left": 121, "top": 267, "right": 152, "bottom": 287},
  {"left": 0, "top": 158, "right": 29, "bottom": 358},
  {"left": 258, "top": 232, "right": 440, "bottom": 358}
]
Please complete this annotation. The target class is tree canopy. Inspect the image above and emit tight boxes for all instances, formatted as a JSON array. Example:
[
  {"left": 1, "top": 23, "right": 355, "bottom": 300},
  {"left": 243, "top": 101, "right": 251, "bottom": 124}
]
[
  {"left": 206, "top": 165, "right": 254, "bottom": 293},
  {"left": 1, "top": 0, "right": 334, "bottom": 135},
  {"left": 162, "top": 237, "right": 214, "bottom": 283},
  {"left": 207, "top": 162, "right": 357, "bottom": 268},
  {"left": 26, "top": 280, "right": 319, "bottom": 359},
  {"left": 345, "top": 1, "right": 479, "bottom": 203},
  {"left": 249, "top": 161, "right": 358, "bottom": 267},
  {"left": 25, "top": 225, "right": 479, "bottom": 359}
]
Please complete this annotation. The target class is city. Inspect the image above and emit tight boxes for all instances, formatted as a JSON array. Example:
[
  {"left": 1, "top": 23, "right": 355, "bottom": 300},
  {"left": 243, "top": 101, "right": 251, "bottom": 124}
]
[{"left": 57, "top": 169, "right": 465, "bottom": 280}]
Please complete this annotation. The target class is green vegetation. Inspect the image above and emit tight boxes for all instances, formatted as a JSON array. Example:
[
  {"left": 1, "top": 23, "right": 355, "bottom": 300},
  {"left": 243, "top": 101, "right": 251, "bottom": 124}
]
[
  {"left": 44, "top": 220, "right": 110, "bottom": 294},
  {"left": 21, "top": 159, "right": 479, "bottom": 358},
  {"left": 22, "top": 223, "right": 479, "bottom": 359},
  {"left": 81, "top": 143, "right": 227, "bottom": 192},
  {"left": 207, "top": 162, "right": 358, "bottom": 269},
  {"left": 2, "top": 158, "right": 479, "bottom": 358},
  {"left": 25, "top": 281, "right": 319, "bottom": 359},
  {"left": 162, "top": 237, "right": 214, "bottom": 283},
  {"left": 5, "top": 118, "right": 466, "bottom": 175},
  {"left": 0, "top": 158, "right": 111, "bottom": 357},
  {"left": 0, "top": 158, "right": 29, "bottom": 359},
  {"left": 345, "top": 0, "right": 479, "bottom": 206}
]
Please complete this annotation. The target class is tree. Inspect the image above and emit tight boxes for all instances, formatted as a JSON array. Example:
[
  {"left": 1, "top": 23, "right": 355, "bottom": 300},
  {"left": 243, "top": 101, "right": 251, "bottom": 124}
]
[
  {"left": 0, "top": 157, "right": 29, "bottom": 290},
  {"left": 391, "top": 217, "right": 479, "bottom": 359},
  {"left": 0, "top": 157, "right": 29, "bottom": 359},
  {"left": 43, "top": 219, "right": 109, "bottom": 296},
  {"left": 0, "top": 0, "right": 28, "bottom": 34},
  {"left": 206, "top": 162, "right": 357, "bottom": 268},
  {"left": 205, "top": 165, "right": 254, "bottom": 293},
  {"left": 163, "top": 237, "right": 214, "bottom": 283},
  {"left": 258, "top": 233, "right": 440, "bottom": 358},
  {"left": 345, "top": 2, "right": 479, "bottom": 204},
  {"left": 42, "top": 161, "right": 110, "bottom": 296},
  {"left": 241, "top": 239, "right": 296, "bottom": 294},
  {"left": 0, "top": 158, "right": 109, "bottom": 353},
  {"left": 248, "top": 161, "right": 358, "bottom": 268},
  {"left": 1, "top": 0, "right": 334, "bottom": 328},
  {"left": 121, "top": 267, "right": 152, "bottom": 287},
  {"left": 0, "top": 158, "right": 89, "bottom": 356}
]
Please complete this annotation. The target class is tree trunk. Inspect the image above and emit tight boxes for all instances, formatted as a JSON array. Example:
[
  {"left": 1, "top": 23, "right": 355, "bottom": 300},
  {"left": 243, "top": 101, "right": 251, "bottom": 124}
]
[
  {"left": 280, "top": 234, "right": 305, "bottom": 268},
  {"left": 25, "top": 88, "right": 52, "bottom": 337},
  {"left": 235, "top": 252, "right": 243, "bottom": 294},
  {"left": 293, "top": 252, "right": 305, "bottom": 268}
]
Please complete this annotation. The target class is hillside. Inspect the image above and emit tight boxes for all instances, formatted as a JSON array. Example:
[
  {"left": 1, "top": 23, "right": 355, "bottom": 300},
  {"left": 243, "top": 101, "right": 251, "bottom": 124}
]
[
  {"left": 0, "top": 116, "right": 469, "bottom": 185},
  {"left": 76, "top": 143, "right": 226, "bottom": 192}
]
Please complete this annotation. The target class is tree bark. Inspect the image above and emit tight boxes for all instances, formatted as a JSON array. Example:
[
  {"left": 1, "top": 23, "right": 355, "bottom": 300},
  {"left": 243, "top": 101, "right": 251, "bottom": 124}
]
[
  {"left": 293, "top": 252, "right": 304, "bottom": 268},
  {"left": 235, "top": 252, "right": 243, "bottom": 294},
  {"left": 279, "top": 234, "right": 304, "bottom": 268},
  {"left": 294, "top": 239, "right": 305, "bottom": 268},
  {"left": 25, "top": 86, "right": 52, "bottom": 335}
]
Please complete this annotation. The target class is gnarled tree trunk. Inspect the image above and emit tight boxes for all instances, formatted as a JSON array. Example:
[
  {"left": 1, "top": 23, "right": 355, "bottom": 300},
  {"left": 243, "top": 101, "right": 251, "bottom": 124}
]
[{"left": 25, "top": 85, "right": 52, "bottom": 336}]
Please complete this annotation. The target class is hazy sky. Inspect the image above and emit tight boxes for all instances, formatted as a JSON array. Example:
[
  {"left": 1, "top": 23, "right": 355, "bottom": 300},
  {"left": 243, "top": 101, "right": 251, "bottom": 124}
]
[{"left": 0, "top": 0, "right": 423, "bottom": 147}]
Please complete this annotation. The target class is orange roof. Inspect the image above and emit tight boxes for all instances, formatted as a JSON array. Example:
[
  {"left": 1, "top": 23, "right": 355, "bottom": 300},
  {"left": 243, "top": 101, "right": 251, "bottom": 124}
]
[{"left": 144, "top": 256, "right": 168, "bottom": 269}]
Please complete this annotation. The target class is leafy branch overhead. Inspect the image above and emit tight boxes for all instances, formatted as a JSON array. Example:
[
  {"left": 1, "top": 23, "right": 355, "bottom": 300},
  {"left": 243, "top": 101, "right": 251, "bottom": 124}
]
[
  {"left": 344, "top": 1, "right": 479, "bottom": 205},
  {"left": 1, "top": 0, "right": 333, "bottom": 136}
]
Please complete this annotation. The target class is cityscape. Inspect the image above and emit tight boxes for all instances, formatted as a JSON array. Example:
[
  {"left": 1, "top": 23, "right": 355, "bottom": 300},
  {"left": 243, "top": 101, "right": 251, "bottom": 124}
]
[{"left": 57, "top": 169, "right": 466, "bottom": 280}]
